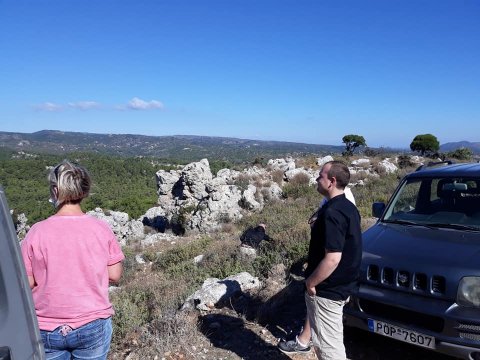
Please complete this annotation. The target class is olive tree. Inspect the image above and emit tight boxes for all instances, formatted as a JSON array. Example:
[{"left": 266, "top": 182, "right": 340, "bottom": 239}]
[
  {"left": 342, "top": 134, "right": 367, "bottom": 156},
  {"left": 409, "top": 134, "right": 439, "bottom": 156}
]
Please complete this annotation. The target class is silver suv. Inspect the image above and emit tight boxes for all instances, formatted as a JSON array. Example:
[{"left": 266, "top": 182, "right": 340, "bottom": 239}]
[{"left": 344, "top": 162, "right": 480, "bottom": 360}]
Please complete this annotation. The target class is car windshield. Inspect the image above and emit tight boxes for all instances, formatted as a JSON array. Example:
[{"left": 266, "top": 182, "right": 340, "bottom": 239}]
[{"left": 382, "top": 176, "right": 480, "bottom": 230}]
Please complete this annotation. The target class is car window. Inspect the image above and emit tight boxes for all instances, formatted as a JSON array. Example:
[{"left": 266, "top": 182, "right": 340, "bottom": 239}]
[
  {"left": 383, "top": 177, "right": 480, "bottom": 228},
  {"left": 390, "top": 179, "right": 421, "bottom": 214}
]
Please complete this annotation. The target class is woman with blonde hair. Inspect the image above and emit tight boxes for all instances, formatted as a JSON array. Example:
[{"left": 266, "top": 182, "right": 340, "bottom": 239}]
[{"left": 21, "top": 160, "right": 124, "bottom": 360}]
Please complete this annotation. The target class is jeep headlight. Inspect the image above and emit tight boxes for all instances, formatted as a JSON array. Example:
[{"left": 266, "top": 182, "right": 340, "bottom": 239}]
[{"left": 457, "top": 277, "right": 480, "bottom": 307}]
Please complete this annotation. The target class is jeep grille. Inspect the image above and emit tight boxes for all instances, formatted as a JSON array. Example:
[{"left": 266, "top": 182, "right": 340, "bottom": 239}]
[
  {"left": 414, "top": 273, "right": 428, "bottom": 291},
  {"left": 365, "top": 265, "right": 446, "bottom": 295},
  {"left": 367, "top": 265, "right": 379, "bottom": 281},
  {"left": 432, "top": 276, "right": 446, "bottom": 294},
  {"left": 397, "top": 270, "right": 410, "bottom": 288},
  {"left": 382, "top": 267, "right": 394, "bottom": 285}
]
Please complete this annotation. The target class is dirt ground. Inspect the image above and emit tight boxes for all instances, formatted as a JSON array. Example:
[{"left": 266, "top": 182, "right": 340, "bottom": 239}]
[{"left": 158, "top": 277, "right": 460, "bottom": 360}]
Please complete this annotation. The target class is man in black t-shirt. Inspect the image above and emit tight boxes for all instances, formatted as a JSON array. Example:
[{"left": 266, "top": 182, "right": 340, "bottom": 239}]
[{"left": 280, "top": 160, "right": 362, "bottom": 359}]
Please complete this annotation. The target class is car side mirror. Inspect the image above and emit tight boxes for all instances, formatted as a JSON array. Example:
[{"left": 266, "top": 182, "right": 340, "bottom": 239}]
[{"left": 372, "top": 202, "right": 386, "bottom": 218}]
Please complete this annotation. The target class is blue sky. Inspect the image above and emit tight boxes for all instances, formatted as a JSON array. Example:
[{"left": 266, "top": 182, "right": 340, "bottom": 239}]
[{"left": 1, "top": 0, "right": 479, "bottom": 148}]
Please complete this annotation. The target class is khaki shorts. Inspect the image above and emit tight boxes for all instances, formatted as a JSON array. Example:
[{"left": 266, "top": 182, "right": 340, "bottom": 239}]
[{"left": 305, "top": 292, "right": 347, "bottom": 360}]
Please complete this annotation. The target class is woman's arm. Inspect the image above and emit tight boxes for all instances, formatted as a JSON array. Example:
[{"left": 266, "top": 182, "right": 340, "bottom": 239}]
[
  {"left": 27, "top": 275, "right": 36, "bottom": 289},
  {"left": 108, "top": 262, "right": 123, "bottom": 283}
]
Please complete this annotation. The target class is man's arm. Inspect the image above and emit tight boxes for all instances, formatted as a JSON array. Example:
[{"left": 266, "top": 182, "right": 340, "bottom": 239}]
[{"left": 305, "top": 250, "right": 342, "bottom": 296}]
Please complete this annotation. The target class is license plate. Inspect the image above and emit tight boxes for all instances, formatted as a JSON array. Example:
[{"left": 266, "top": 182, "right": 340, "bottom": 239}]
[{"left": 368, "top": 319, "right": 436, "bottom": 350}]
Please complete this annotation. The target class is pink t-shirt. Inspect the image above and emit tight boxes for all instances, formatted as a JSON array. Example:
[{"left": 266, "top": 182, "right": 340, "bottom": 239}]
[{"left": 21, "top": 214, "right": 125, "bottom": 331}]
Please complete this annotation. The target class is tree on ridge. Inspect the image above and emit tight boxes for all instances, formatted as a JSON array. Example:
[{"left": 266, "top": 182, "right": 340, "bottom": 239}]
[
  {"left": 342, "top": 134, "right": 367, "bottom": 157},
  {"left": 410, "top": 134, "right": 439, "bottom": 156}
]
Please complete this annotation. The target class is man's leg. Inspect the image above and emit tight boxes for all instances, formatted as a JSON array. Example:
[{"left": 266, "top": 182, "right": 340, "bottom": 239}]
[
  {"left": 304, "top": 293, "right": 346, "bottom": 360},
  {"left": 278, "top": 308, "right": 312, "bottom": 354},
  {"left": 297, "top": 317, "right": 312, "bottom": 346}
]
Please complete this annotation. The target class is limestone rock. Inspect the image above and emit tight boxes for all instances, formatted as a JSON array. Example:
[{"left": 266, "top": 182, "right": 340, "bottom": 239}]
[
  {"left": 317, "top": 155, "right": 334, "bottom": 167},
  {"left": 182, "top": 272, "right": 261, "bottom": 311}
]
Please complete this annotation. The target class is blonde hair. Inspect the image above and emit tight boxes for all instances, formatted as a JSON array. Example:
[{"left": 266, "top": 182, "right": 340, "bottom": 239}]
[{"left": 49, "top": 160, "right": 91, "bottom": 207}]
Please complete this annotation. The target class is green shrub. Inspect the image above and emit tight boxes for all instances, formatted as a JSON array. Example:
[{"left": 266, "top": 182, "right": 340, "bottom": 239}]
[
  {"left": 282, "top": 181, "right": 317, "bottom": 199},
  {"left": 233, "top": 173, "right": 252, "bottom": 191},
  {"left": 111, "top": 286, "right": 154, "bottom": 342},
  {"left": 397, "top": 154, "right": 415, "bottom": 169},
  {"left": 282, "top": 173, "right": 315, "bottom": 199},
  {"left": 447, "top": 147, "right": 473, "bottom": 161}
]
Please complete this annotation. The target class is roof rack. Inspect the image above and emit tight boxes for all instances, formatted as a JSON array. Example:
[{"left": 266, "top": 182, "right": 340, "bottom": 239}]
[{"left": 415, "top": 160, "right": 454, "bottom": 171}]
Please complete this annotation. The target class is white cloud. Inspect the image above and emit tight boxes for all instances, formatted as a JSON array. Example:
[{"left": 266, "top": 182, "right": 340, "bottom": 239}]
[
  {"left": 127, "top": 97, "right": 164, "bottom": 110},
  {"left": 68, "top": 101, "right": 101, "bottom": 110},
  {"left": 34, "top": 102, "right": 63, "bottom": 112},
  {"left": 33, "top": 98, "right": 164, "bottom": 112}
]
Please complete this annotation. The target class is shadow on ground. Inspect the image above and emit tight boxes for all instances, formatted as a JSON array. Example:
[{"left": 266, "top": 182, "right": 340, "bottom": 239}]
[
  {"left": 242, "top": 272, "right": 458, "bottom": 360},
  {"left": 199, "top": 313, "right": 291, "bottom": 360}
]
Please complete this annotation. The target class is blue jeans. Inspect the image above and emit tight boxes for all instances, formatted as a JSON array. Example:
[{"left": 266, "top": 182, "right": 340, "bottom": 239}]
[{"left": 40, "top": 318, "right": 112, "bottom": 360}]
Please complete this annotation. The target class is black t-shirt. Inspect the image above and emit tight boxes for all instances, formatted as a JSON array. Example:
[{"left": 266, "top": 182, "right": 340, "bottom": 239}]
[{"left": 304, "top": 193, "right": 362, "bottom": 301}]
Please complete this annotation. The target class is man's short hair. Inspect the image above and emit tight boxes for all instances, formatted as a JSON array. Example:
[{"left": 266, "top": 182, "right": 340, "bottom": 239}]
[{"left": 325, "top": 161, "right": 350, "bottom": 189}]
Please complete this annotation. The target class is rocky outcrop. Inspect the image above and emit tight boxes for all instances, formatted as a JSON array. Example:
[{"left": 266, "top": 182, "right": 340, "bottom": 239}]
[
  {"left": 267, "top": 157, "right": 296, "bottom": 171},
  {"left": 144, "top": 158, "right": 290, "bottom": 234}
]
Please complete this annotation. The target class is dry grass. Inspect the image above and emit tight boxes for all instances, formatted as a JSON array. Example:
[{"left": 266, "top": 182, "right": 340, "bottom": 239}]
[
  {"left": 295, "top": 155, "right": 319, "bottom": 169},
  {"left": 270, "top": 169, "right": 284, "bottom": 185}
]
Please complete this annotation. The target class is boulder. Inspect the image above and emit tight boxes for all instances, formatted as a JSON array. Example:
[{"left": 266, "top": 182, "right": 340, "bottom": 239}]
[
  {"left": 317, "top": 155, "right": 334, "bottom": 167},
  {"left": 267, "top": 158, "right": 295, "bottom": 171},
  {"left": 351, "top": 158, "right": 370, "bottom": 166},
  {"left": 182, "top": 272, "right": 261, "bottom": 311},
  {"left": 241, "top": 185, "right": 262, "bottom": 211},
  {"left": 151, "top": 160, "right": 243, "bottom": 233},
  {"left": 156, "top": 170, "right": 181, "bottom": 196},
  {"left": 181, "top": 159, "right": 213, "bottom": 200},
  {"left": 378, "top": 159, "right": 398, "bottom": 174},
  {"left": 284, "top": 168, "right": 311, "bottom": 182}
]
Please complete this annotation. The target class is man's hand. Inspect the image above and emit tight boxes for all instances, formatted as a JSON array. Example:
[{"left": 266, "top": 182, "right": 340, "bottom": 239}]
[
  {"left": 305, "top": 278, "right": 316, "bottom": 296},
  {"left": 304, "top": 250, "right": 342, "bottom": 297}
]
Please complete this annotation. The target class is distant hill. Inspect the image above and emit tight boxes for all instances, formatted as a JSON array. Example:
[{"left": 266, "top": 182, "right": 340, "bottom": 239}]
[
  {"left": 440, "top": 141, "right": 480, "bottom": 154},
  {"left": 0, "top": 130, "right": 344, "bottom": 163}
]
